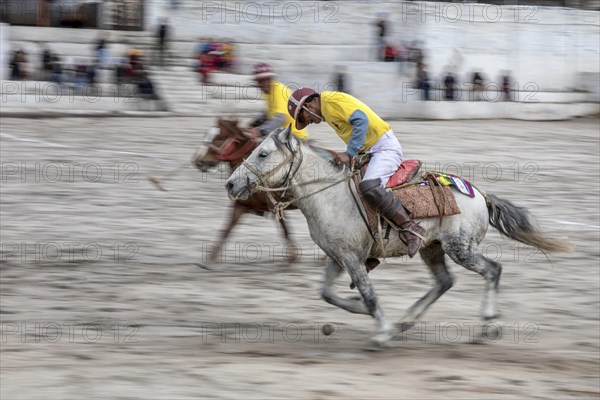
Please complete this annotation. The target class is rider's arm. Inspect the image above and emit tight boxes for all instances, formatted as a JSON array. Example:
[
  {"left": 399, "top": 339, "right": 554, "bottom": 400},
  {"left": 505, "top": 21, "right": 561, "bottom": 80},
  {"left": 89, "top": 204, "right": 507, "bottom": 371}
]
[
  {"left": 346, "top": 109, "right": 368, "bottom": 157},
  {"left": 257, "top": 113, "right": 286, "bottom": 136},
  {"left": 250, "top": 112, "right": 268, "bottom": 128}
]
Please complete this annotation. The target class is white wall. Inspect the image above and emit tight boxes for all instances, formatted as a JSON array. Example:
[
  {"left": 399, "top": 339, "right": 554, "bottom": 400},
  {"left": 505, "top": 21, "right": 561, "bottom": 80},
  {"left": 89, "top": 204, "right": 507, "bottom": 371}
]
[
  {"left": 142, "top": 1, "right": 599, "bottom": 116},
  {"left": 1, "top": 24, "right": 10, "bottom": 80},
  {"left": 395, "top": 2, "right": 600, "bottom": 91}
]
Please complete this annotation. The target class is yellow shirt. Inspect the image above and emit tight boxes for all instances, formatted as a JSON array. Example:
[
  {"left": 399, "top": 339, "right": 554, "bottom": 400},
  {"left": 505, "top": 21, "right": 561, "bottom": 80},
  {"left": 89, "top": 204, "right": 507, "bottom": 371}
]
[
  {"left": 320, "top": 91, "right": 390, "bottom": 153},
  {"left": 264, "top": 81, "right": 309, "bottom": 140}
]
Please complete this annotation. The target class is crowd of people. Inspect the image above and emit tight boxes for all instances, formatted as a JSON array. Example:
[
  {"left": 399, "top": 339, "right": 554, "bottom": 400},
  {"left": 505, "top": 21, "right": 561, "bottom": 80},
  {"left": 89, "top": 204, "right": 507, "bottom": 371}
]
[
  {"left": 373, "top": 16, "right": 513, "bottom": 102},
  {"left": 8, "top": 39, "right": 159, "bottom": 101},
  {"left": 194, "top": 40, "right": 237, "bottom": 84},
  {"left": 415, "top": 65, "right": 514, "bottom": 102}
]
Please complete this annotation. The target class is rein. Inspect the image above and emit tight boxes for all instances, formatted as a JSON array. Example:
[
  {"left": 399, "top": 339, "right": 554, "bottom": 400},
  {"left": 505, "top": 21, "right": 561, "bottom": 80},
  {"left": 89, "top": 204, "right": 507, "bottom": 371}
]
[
  {"left": 199, "top": 121, "right": 258, "bottom": 162},
  {"left": 242, "top": 134, "right": 357, "bottom": 221},
  {"left": 218, "top": 138, "right": 257, "bottom": 161}
]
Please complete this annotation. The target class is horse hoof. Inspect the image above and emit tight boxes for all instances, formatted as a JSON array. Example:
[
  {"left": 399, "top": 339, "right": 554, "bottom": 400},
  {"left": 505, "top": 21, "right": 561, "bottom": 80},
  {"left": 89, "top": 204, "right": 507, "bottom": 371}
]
[
  {"left": 369, "top": 330, "right": 396, "bottom": 348},
  {"left": 483, "top": 313, "right": 501, "bottom": 321},
  {"left": 395, "top": 322, "right": 415, "bottom": 333}
]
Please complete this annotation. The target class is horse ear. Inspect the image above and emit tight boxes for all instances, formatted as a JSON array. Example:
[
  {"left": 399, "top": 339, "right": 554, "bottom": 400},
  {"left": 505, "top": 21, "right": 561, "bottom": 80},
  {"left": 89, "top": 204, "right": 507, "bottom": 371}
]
[{"left": 281, "top": 124, "right": 293, "bottom": 143}]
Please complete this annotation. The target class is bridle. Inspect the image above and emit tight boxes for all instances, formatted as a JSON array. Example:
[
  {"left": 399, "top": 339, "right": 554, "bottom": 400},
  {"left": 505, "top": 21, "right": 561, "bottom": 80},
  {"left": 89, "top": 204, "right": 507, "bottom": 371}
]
[
  {"left": 216, "top": 136, "right": 257, "bottom": 161},
  {"left": 241, "top": 131, "right": 304, "bottom": 195},
  {"left": 198, "top": 122, "right": 257, "bottom": 162},
  {"left": 240, "top": 131, "right": 356, "bottom": 221}
]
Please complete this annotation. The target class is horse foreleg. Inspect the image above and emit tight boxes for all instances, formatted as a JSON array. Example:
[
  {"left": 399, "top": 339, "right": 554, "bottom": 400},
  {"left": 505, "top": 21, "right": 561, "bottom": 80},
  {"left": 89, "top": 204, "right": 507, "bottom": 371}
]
[
  {"left": 343, "top": 256, "right": 395, "bottom": 345},
  {"left": 206, "top": 202, "right": 247, "bottom": 264},
  {"left": 321, "top": 258, "right": 369, "bottom": 315},
  {"left": 398, "top": 243, "right": 454, "bottom": 326},
  {"left": 279, "top": 214, "right": 299, "bottom": 264}
]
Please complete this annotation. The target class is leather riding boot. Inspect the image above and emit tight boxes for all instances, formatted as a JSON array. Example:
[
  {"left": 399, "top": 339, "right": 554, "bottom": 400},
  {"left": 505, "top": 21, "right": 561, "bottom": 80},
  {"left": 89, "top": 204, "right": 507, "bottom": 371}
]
[{"left": 359, "top": 179, "right": 425, "bottom": 258}]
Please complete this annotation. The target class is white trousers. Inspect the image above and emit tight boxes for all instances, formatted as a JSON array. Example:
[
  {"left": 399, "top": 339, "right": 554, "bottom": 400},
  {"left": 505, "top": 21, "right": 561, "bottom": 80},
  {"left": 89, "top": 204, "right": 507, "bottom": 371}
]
[{"left": 362, "top": 130, "right": 404, "bottom": 187}]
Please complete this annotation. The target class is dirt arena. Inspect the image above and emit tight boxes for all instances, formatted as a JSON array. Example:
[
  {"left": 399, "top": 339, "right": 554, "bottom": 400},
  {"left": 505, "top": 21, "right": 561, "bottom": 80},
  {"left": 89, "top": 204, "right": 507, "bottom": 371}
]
[{"left": 1, "top": 117, "right": 598, "bottom": 399}]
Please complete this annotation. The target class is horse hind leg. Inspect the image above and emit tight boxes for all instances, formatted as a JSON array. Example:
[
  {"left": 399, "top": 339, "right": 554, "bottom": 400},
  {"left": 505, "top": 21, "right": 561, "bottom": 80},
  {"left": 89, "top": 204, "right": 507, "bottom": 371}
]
[
  {"left": 442, "top": 239, "right": 502, "bottom": 320},
  {"left": 398, "top": 242, "right": 454, "bottom": 326}
]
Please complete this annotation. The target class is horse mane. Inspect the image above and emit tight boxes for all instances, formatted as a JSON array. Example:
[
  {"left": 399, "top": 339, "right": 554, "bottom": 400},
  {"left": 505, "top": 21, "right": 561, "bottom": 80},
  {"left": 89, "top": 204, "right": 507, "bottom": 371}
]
[{"left": 275, "top": 130, "right": 349, "bottom": 182}]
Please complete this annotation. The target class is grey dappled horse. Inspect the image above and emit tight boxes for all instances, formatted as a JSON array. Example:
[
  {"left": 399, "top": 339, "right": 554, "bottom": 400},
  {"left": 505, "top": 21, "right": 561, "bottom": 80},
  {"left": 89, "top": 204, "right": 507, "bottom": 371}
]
[{"left": 225, "top": 127, "right": 573, "bottom": 346}]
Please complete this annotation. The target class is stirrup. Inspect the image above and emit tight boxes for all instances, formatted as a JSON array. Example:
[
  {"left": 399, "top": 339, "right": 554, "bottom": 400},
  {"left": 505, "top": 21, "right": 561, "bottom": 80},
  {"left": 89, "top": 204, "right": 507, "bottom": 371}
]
[
  {"left": 400, "top": 226, "right": 426, "bottom": 241},
  {"left": 386, "top": 218, "right": 426, "bottom": 242}
]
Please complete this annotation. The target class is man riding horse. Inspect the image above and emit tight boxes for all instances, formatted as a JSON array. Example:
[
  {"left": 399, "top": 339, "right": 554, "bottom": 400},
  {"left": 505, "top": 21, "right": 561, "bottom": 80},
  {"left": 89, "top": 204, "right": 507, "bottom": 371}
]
[
  {"left": 287, "top": 87, "right": 425, "bottom": 257},
  {"left": 248, "top": 63, "right": 309, "bottom": 140}
]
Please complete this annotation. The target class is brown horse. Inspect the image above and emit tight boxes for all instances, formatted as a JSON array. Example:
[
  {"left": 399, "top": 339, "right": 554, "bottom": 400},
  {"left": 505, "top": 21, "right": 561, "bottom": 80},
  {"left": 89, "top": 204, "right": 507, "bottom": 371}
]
[{"left": 194, "top": 118, "right": 299, "bottom": 266}]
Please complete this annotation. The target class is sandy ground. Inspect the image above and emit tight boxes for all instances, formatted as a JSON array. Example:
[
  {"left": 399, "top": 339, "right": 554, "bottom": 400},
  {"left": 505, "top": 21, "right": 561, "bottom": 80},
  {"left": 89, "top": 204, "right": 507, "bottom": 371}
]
[{"left": 1, "top": 117, "right": 599, "bottom": 400}]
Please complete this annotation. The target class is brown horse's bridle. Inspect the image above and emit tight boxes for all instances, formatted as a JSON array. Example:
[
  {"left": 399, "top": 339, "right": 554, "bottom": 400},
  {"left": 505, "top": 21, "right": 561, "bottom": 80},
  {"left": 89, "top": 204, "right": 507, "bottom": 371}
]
[
  {"left": 200, "top": 122, "right": 258, "bottom": 162},
  {"left": 217, "top": 137, "right": 257, "bottom": 161}
]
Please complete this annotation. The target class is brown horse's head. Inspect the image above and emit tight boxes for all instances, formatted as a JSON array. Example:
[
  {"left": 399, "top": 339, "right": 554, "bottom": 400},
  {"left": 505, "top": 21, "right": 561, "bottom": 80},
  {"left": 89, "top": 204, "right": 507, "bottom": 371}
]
[{"left": 194, "top": 118, "right": 258, "bottom": 172}]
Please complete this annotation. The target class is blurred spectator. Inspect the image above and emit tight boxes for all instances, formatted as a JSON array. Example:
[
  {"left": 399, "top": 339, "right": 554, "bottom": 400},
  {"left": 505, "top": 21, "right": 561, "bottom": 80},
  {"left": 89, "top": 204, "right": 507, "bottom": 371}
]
[
  {"left": 374, "top": 14, "right": 387, "bottom": 61},
  {"left": 137, "top": 71, "right": 166, "bottom": 111},
  {"left": 51, "top": 54, "right": 63, "bottom": 84},
  {"left": 413, "top": 44, "right": 424, "bottom": 66},
  {"left": 502, "top": 71, "right": 513, "bottom": 101},
  {"left": 444, "top": 69, "right": 456, "bottom": 101},
  {"left": 127, "top": 49, "right": 146, "bottom": 83},
  {"left": 170, "top": 0, "right": 181, "bottom": 9},
  {"left": 10, "top": 49, "right": 28, "bottom": 80},
  {"left": 112, "top": 49, "right": 146, "bottom": 86},
  {"left": 471, "top": 71, "right": 485, "bottom": 101},
  {"left": 220, "top": 41, "right": 236, "bottom": 71},
  {"left": 397, "top": 42, "right": 408, "bottom": 75},
  {"left": 331, "top": 65, "right": 350, "bottom": 94},
  {"left": 138, "top": 71, "right": 158, "bottom": 99},
  {"left": 95, "top": 37, "right": 108, "bottom": 68},
  {"left": 195, "top": 39, "right": 237, "bottom": 83},
  {"left": 115, "top": 57, "right": 128, "bottom": 86},
  {"left": 41, "top": 47, "right": 53, "bottom": 80},
  {"left": 74, "top": 59, "right": 88, "bottom": 91},
  {"left": 384, "top": 44, "right": 396, "bottom": 62},
  {"left": 157, "top": 20, "right": 169, "bottom": 66},
  {"left": 416, "top": 63, "right": 430, "bottom": 101},
  {"left": 87, "top": 63, "right": 97, "bottom": 85},
  {"left": 198, "top": 50, "right": 215, "bottom": 84}
]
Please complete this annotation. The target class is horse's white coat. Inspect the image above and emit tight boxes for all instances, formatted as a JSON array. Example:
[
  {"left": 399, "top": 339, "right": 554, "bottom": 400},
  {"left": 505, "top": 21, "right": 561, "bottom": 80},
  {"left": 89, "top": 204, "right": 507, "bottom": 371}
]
[{"left": 226, "top": 127, "right": 569, "bottom": 345}]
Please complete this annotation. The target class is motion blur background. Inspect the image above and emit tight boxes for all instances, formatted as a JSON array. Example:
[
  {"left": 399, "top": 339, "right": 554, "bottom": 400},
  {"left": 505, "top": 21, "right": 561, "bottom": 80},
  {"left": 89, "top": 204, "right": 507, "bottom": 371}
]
[{"left": 1, "top": 1, "right": 599, "bottom": 399}]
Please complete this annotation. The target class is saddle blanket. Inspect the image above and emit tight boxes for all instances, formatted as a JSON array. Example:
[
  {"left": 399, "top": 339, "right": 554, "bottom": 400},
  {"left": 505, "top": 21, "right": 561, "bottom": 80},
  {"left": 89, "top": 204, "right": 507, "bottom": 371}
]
[
  {"left": 391, "top": 172, "right": 475, "bottom": 218},
  {"left": 355, "top": 171, "right": 474, "bottom": 240},
  {"left": 392, "top": 185, "right": 460, "bottom": 219},
  {"left": 423, "top": 172, "right": 475, "bottom": 198}
]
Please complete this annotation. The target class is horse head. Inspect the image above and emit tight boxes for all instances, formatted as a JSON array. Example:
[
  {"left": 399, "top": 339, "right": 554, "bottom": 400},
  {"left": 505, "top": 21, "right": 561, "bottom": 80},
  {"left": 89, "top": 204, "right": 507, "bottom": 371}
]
[
  {"left": 225, "top": 125, "right": 301, "bottom": 201},
  {"left": 193, "top": 118, "right": 257, "bottom": 172}
]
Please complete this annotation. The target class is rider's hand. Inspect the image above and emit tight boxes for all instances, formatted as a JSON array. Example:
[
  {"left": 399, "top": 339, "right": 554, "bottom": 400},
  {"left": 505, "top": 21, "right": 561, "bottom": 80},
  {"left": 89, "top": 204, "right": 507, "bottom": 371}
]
[{"left": 334, "top": 152, "right": 351, "bottom": 167}]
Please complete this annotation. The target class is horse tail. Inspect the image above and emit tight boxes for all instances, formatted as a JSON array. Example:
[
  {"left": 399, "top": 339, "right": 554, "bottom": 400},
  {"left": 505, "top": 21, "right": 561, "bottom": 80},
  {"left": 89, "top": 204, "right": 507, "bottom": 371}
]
[{"left": 486, "top": 193, "right": 574, "bottom": 252}]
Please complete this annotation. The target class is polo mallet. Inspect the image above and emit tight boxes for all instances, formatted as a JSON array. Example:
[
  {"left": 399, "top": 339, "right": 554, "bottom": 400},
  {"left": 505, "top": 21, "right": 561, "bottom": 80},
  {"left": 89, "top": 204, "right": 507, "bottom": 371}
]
[
  {"left": 148, "top": 159, "right": 192, "bottom": 192},
  {"left": 149, "top": 127, "right": 221, "bottom": 192}
]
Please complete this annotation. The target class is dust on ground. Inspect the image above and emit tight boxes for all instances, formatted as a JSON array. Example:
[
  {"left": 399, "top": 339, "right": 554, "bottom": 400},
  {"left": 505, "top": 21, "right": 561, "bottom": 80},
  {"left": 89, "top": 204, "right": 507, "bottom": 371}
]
[{"left": 1, "top": 117, "right": 599, "bottom": 399}]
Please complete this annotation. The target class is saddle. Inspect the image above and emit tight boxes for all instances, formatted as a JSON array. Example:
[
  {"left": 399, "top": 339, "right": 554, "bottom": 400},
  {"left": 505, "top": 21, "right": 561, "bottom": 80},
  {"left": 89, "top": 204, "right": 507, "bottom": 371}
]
[
  {"left": 352, "top": 158, "right": 462, "bottom": 242},
  {"left": 357, "top": 156, "right": 423, "bottom": 189}
]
